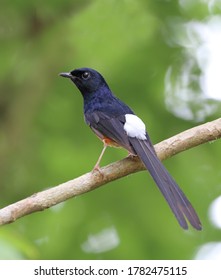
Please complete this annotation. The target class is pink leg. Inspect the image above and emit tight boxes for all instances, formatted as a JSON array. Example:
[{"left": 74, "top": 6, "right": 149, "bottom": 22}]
[{"left": 93, "top": 144, "right": 107, "bottom": 172}]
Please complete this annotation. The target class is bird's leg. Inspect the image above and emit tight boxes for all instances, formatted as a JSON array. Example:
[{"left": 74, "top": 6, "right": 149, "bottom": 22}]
[{"left": 92, "top": 143, "right": 107, "bottom": 172}]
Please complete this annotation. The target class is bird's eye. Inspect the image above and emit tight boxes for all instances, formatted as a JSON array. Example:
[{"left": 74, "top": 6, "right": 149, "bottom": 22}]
[{"left": 82, "top": 72, "right": 90, "bottom": 80}]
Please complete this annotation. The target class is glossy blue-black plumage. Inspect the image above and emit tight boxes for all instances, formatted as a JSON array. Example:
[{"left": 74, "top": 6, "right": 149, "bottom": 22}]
[
  {"left": 69, "top": 68, "right": 134, "bottom": 117},
  {"left": 60, "top": 67, "right": 202, "bottom": 230}
]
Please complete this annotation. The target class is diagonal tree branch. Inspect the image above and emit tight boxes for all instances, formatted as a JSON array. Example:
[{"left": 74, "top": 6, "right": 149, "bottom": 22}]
[{"left": 0, "top": 118, "right": 221, "bottom": 226}]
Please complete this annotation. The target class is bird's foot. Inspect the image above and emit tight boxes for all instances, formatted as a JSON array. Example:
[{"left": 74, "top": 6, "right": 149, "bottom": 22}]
[
  {"left": 92, "top": 164, "right": 104, "bottom": 178},
  {"left": 127, "top": 152, "right": 137, "bottom": 159}
]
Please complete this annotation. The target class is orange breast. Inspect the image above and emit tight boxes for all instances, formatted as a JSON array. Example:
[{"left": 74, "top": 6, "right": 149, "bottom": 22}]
[{"left": 103, "top": 137, "right": 120, "bottom": 148}]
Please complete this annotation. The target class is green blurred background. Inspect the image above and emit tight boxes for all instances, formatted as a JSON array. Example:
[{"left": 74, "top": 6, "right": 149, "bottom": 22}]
[{"left": 0, "top": 0, "right": 221, "bottom": 260}]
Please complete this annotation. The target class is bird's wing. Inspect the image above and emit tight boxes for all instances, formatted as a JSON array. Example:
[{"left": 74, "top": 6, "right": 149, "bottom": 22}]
[
  {"left": 85, "top": 110, "right": 201, "bottom": 230},
  {"left": 129, "top": 137, "right": 202, "bottom": 230},
  {"left": 85, "top": 111, "right": 135, "bottom": 153}
]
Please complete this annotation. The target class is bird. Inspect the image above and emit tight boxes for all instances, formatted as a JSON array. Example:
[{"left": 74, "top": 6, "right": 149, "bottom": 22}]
[{"left": 59, "top": 67, "right": 202, "bottom": 230}]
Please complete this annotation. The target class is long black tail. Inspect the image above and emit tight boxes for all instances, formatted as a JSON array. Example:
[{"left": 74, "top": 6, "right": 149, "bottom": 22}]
[{"left": 129, "top": 137, "right": 201, "bottom": 230}]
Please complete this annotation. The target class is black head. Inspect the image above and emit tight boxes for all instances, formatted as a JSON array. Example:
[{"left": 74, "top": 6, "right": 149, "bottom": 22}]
[{"left": 59, "top": 67, "right": 108, "bottom": 95}]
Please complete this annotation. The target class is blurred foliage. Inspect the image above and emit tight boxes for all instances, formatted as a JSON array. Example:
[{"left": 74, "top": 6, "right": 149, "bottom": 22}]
[{"left": 0, "top": 0, "right": 221, "bottom": 260}]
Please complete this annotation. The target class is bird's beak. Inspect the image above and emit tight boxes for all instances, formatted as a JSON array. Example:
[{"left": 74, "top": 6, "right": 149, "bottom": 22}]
[{"left": 59, "top": 72, "right": 72, "bottom": 78}]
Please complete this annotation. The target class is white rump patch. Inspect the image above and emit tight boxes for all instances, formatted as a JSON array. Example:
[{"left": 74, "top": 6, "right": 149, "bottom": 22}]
[{"left": 124, "top": 114, "right": 147, "bottom": 140}]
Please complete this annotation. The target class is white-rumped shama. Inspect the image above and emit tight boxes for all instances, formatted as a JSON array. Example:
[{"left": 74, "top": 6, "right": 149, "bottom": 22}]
[{"left": 60, "top": 67, "right": 201, "bottom": 230}]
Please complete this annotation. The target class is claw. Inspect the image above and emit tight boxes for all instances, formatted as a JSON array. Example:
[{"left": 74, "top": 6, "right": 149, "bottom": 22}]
[{"left": 92, "top": 164, "right": 104, "bottom": 178}]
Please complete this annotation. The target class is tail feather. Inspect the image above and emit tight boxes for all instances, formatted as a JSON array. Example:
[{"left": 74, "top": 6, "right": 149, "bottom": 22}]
[{"left": 129, "top": 138, "right": 202, "bottom": 230}]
